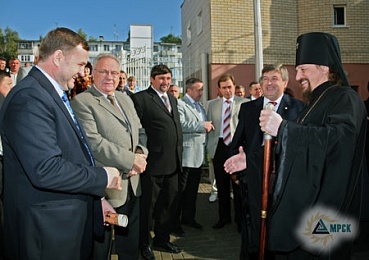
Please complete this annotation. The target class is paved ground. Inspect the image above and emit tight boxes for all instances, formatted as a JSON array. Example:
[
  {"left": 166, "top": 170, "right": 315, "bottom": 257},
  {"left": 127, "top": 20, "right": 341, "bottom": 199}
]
[{"left": 112, "top": 172, "right": 369, "bottom": 260}]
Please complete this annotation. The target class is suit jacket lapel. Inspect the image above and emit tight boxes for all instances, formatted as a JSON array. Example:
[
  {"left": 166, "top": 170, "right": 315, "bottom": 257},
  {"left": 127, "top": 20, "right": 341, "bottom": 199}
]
[
  {"left": 30, "top": 67, "right": 86, "bottom": 138},
  {"left": 147, "top": 87, "right": 172, "bottom": 115},
  {"left": 277, "top": 94, "right": 291, "bottom": 118},
  {"left": 89, "top": 86, "right": 130, "bottom": 129},
  {"left": 29, "top": 67, "right": 94, "bottom": 161},
  {"left": 182, "top": 96, "right": 202, "bottom": 121}
]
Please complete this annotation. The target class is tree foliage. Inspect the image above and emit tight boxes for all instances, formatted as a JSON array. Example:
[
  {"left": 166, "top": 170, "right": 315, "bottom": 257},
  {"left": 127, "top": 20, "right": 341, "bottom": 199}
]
[
  {"left": 76, "top": 28, "right": 87, "bottom": 40},
  {"left": 0, "top": 26, "right": 21, "bottom": 60},
  {"left": 160, "top": 33, "right": 182, "bottom": 44}
]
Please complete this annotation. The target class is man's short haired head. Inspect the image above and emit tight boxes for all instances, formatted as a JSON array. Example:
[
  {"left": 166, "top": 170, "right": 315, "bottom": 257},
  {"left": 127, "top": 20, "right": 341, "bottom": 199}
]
[
  {"left": 0, "top": 57, "right": 7, "bottom": 70},
  {"left": 0, "top": 70, "right": 10, "bottom": 82},
  {"left": 150, "top": 64, "right": 172, "bottom": 79},
  {"left": 296, "top": 32, "right": 348, "bottom": 86},
  {"left": 217, "top": 73, "right": 235, "bottom": 88},
  {"left": 262, "top": 63, "right": 289, "bottom": 82},
  {"left": 168, "top": 84, "right": 180, "bottom": 99},
  {"left": 185, "top": 78, "right": 204, "bottom": 101},
  {"left": 217, "top": 73, "right": 236, "bottom": 99},
  {"left": 0, "top": 70, "right": 12, "bottom": 97},
  {"left": 248, "top": 81, "right": 259, "bottom": 88},
  {"left": 38, "top": 27, "right": 89, "bottom": 62},
  {"left": 235, "top": 85, "right": 246, "bottom": 97},
  {"left": 186, "top": 78, "right": 203, "bottom": 90},
  {"left": 261, "top": 64, "right": 289, "bottom": 101}
]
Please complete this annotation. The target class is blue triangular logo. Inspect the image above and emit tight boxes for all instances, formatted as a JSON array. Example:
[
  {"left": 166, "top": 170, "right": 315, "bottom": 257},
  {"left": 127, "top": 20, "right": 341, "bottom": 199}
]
[{"left": 312, "top": 219, "right": 330, "bottom": 234}]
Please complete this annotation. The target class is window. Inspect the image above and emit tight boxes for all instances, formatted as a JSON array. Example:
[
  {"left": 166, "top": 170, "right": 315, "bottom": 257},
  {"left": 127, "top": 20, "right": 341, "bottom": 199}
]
[
  {"left": 115, "top": 45, "right": 122, "bottom": 51},
  {"left": 20, "top": 55, "right": 31, "bottom": 62},
  {"left": 90, "top": 44, "right": 98, "bottom": 52},
  {"left": 333, "top": 5, "right": 346, "bottom": 26},
  {"left": 18, "top": 42, "right": 32, "bottom": 49},
  {"left": 186, "top": 23, "right": 192, "bottom": 46},
  {"left": 103, "top": 45, "right": 110, "bottom": 51},
  {"left": 197, "top": 10, "right": 203, "bottom": 35}
]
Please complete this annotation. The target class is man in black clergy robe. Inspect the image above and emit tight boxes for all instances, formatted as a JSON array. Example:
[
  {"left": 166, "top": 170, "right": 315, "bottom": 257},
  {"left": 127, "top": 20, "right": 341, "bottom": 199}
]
[
  {"left": 226, "top": 32, "right": 367, "bottom": 259},
  {"left": 228, "top": 64, "right": 304, "bottom": 259}
]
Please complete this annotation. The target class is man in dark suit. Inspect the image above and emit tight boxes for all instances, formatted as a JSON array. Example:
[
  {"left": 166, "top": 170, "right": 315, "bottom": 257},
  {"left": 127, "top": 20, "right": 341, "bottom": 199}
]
[
  {"left": 71, "top": 53, "right": 148, "bottom": 260},
  {"left": 131, "top": 65, "right": 183, "bottom": 260},
  {"left": 0, "top": 70, "right": 12, "bottom": 260},
  {"left": 226, "top": 64, "right": 304, "bottom": 259},
  {"left": 0, "top": 27, "right": 121, "bottom": 259},
  {"left": 207, "top": 74, "right": 249, "bottom": 231}
]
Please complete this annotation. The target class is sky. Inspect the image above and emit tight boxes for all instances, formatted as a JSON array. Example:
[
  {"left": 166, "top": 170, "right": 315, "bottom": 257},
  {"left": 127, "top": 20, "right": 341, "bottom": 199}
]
[{"left": 0, "top": 0, "right": 183, "bottom": 42}]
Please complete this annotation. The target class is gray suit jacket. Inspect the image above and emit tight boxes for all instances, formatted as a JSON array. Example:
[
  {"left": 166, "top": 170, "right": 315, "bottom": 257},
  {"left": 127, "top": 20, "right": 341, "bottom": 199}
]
[
  {"left": 178, "top": 96, "right": 207, "bottom": 168},
  {"left": 206, "top": 96, "right": 249, "bottom": 159},
  {"left": 71, "top": 86, "right": 148, "bottom": 208}
]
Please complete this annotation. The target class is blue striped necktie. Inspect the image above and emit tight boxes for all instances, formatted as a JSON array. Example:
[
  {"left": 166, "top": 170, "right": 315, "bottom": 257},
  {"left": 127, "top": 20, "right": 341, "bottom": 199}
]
[{"left": 62, "top": 92, "right": 95, "bottom": 166}]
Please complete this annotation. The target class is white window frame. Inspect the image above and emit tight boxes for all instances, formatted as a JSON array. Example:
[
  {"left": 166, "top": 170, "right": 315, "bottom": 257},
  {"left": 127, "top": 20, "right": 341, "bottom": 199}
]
[{"left": 333, "top": 5, "right": 347, "bottom": 27}]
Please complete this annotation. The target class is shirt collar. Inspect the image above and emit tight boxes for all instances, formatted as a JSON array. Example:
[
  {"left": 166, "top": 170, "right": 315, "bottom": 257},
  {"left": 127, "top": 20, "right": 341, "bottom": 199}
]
[
  {"left": 222, "top": 96, "right": 234, "bottom": 103},
  {"left": 263, "top": 94, "right": 284, "bottom": 110},
  {"left": 151, "top": 85, "right": 168, "bottom": 99},
  {"left": 185, "top": 93, "right": 196, "bottom": 104},
  {"left": 35, "top": 65, "right": 64, "bottom": 98}
]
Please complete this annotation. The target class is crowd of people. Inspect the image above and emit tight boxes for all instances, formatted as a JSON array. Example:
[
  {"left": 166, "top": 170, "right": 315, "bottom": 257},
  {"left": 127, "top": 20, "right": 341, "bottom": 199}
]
[{"left": 0, "top": 27, "right": 368, "bottom": 260}]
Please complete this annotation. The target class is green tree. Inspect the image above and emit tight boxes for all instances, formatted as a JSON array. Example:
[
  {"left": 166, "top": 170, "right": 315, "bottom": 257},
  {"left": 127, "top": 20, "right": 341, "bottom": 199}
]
[
  {"left": 0, "top": 26, "right": 20, "bottom": 60},
  {"left": 160, "top": 33, "right": 182, "bottom": 44},
  {"left": 76, "top": 28, "right": 87, "bottom": 41}
]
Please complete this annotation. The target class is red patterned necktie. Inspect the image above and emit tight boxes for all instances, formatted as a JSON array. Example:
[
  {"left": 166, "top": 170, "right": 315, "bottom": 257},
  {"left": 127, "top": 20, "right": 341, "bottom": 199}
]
[{"left": 223, "top": 99, "right": 232, "bottom": 145}]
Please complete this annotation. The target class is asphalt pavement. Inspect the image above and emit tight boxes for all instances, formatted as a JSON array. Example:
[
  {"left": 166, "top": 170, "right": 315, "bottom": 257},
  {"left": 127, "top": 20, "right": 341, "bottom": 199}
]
[{"left": 111, "top": 171, "right": 369, "bottom": 260}]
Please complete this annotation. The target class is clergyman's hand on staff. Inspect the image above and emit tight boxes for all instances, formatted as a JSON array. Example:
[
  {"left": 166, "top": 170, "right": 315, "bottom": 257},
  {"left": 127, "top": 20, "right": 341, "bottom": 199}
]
[
  {"left": 259, "top": 109, "right": 283, "bottom": 137},
  {"left": 224, "top": 146, "right": 247, "bottom": 174}
]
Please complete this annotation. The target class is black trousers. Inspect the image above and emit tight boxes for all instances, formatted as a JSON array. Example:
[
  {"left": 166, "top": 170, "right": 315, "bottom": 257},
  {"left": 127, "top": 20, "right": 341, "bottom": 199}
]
[
  {"left": 213, "top": 139, "right": 241, "bottom": 224},
  {"left": 181, "top": 167, "right": 202, "bottom": 223},
  {"left": 93, "top": 184, "right": 140, "bottom": 260},
  {"left": 139, "top": 171, "right": 179, "bottom": 246}
]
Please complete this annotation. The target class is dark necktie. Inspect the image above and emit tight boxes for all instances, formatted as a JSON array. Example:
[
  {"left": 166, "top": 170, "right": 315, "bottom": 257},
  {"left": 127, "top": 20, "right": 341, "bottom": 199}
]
[
  {"left": 223, "top": 99, "right": 232, "bottom": 145},
  {"left": 269, "top": 101, "right": 277, "bottom": 106},
  {"left": 62, "top": 92, "right": 95, "bottom": 166}
]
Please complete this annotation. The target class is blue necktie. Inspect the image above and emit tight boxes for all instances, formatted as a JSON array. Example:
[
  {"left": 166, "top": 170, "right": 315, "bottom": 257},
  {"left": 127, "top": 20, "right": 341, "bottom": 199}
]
[
  {"left": 194, "top": 102, "right": 206, "bottom": 121},
  {"left": 62, "top": 92, "right": 95, "bottom": 166}
]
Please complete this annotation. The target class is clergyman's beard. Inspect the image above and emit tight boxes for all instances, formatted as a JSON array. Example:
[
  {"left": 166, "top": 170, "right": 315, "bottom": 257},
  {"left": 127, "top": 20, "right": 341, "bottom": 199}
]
[{"left": 302, "top": 82, "right": 313, "bottom": 104}]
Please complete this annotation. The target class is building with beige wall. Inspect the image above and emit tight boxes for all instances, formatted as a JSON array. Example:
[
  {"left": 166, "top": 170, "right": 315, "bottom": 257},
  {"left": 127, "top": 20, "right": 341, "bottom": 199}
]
[{"left": 181, "top": 0, "right": 369, "bottom": 100}]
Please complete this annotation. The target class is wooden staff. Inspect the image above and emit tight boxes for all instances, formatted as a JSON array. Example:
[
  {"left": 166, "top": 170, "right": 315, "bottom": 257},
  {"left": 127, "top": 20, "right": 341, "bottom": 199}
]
[{"left": 259, "top": 103, "right": 275, "bottom": 260}]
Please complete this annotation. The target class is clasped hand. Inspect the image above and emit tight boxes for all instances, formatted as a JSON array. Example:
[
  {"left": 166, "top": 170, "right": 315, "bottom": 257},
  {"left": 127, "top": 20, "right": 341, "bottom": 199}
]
[{"left": 127, "top": 153, "right": 147, "bottom": 177}]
